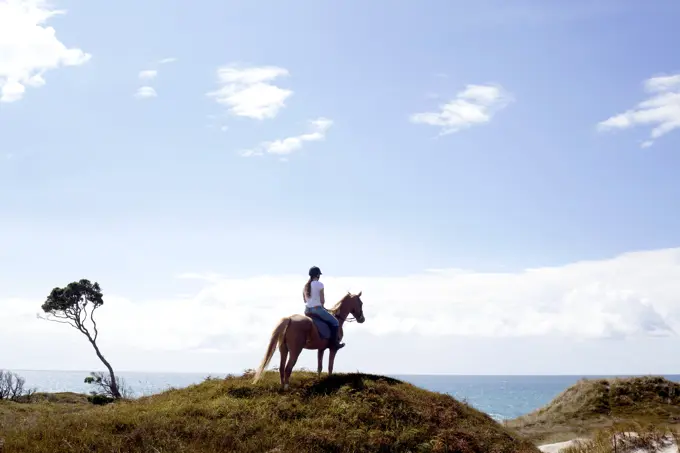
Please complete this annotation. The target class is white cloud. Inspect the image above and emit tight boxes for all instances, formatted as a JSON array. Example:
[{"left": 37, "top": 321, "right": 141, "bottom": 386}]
[
  {"left": 207, "top": 64, "right": 292, "bottom": 120},
  {"left": 645, "top": 74, "right": 680, "bottom": 93},
  {"left": 138, "top": 70, "right": 157, "bottom": 81},
  {"left": 240, "top": 117, "right": 333, "bottom": 157},
  {"left": 134, "top": 248, "right": 680, "bottom": 343},
  {"left": 0, "top": 0, "right": 91, "bottom": 102},
  {"left": 410, "top": 83, "right": 512, "bottom": 135},
  {"left": 3, "top": 247, "right": 680, "bottom": 365},
  {"left": 134, "top": 86, "right": 157, "bottom": 99},
  {"left": 597, "top": 73, "right": 680, "bottom": 148},
  {"left": 133, "top": 58, "right": 177, "bottom": 97}
]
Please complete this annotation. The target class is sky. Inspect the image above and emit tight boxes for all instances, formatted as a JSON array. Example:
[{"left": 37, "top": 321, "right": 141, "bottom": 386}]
[{"left": 2, "top": 0, "right": 680, "bottom": 376}]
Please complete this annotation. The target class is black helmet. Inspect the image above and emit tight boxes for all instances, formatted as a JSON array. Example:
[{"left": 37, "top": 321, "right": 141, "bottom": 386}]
[{"left": 308, "top": 266, "right": 322, "bottom": 278}]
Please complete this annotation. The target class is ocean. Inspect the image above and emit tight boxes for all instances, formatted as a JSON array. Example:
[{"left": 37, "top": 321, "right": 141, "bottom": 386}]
[{"left": 10, "top": 370, "right": 680, "bottom": 421}]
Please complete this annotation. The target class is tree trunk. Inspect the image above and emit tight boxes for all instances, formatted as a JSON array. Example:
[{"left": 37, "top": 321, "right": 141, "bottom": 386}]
[{"left": 87, "top": 338, "right": 121, "bottom": 399}]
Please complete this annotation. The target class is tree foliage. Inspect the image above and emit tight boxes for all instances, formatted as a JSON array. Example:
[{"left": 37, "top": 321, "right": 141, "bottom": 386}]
[{"left": 41, "top": 279, "right": 104, "bottom": 336}]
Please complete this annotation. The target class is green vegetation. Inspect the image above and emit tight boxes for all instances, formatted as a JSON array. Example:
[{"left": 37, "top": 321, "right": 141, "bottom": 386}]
[
  {"left": 507, "top": 376, "right": 680, "bottom": 445},
  {"left": 0, "top": 371, "right": 539, "bottom": 453},
  {"left": 7, "top": 354, "right": 680, "bottom": 452}
]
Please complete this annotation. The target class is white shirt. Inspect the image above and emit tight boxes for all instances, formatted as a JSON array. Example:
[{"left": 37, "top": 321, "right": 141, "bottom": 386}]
[{"left": 304, "top": 280, "right": 324, "bottom": 308}]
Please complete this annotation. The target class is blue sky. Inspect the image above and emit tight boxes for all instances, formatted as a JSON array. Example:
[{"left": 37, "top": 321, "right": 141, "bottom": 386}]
[{"left": 2, "top": 0, "right": 680, "bottom": 374}]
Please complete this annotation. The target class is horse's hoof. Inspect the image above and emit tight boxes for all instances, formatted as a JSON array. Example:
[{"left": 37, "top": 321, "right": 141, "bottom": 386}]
[{"left": 283, "top": 384, "right": 289, "bottom": 391}]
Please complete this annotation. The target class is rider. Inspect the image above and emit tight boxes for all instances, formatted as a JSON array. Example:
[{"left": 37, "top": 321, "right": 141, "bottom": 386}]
[{"left": 303, "top": 266, "right": 345, "bottom": 350}]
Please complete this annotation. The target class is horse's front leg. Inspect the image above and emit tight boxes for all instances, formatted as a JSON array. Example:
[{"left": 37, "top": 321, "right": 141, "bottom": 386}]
[
  {"left": 328, "top": 348, "right": 338, "bottom": 375},
  {"left": 317, "top": 348, "right": 325, "bottom": 376}
]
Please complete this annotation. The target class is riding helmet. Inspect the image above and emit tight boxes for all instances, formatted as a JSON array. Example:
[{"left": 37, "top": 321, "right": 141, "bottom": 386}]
[{"left": 308, "top": 266, "right": 322, "bottom": 277}]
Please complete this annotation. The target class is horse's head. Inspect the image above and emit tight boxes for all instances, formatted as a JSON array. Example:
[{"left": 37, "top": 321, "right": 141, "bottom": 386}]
[{"left": 346, "top": 291, "right": 365, "bottom": 324}]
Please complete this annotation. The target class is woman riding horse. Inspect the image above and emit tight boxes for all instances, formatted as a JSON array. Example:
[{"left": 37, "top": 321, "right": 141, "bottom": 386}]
[{"left": 303, "top": 266, "right": 345, "bottom": 350}]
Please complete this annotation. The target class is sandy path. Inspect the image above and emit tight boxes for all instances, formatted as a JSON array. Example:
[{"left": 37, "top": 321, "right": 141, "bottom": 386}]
[{"left": 538, "top": 437, "right": 679, "bottom": 452}]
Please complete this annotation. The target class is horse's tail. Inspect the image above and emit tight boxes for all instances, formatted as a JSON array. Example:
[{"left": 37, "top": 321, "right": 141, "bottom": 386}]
[{"left": 252, "top": 317, "right": 291, "bottom": 384}]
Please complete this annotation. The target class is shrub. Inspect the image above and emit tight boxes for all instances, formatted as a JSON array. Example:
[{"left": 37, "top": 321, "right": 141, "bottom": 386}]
[
  {"left": 84, "top": 371, "right": 134, "bottom": 400},
  {"left": 0, "top": 370, "right": 36, "bottom": 402}
]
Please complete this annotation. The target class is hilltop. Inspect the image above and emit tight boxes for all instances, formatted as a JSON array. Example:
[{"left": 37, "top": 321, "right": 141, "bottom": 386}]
[
  {"left": 0, "top": 371, "right": 539, "bottom": 453},
  {"left": 507, "top": 376, "right": 680, "bottom": 444}
]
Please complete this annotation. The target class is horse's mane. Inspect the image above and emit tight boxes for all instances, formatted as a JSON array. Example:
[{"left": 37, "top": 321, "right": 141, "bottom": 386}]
[{"left": 329, "top": 293, "right": 352, "bottom": 315}]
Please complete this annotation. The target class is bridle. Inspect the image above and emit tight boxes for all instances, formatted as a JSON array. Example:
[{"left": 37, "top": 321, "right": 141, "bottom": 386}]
[
  {"left": 332, "top": 296, "right": 363, "bottom": 323},
  {"left": 336, "top": 312, "right": 359, "bottom": 323}
]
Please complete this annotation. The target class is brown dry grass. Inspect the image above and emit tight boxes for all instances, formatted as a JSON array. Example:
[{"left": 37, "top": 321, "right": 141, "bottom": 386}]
[
  {"left": 0, "top": 371, "right": 539, "bottom": 453},
  {"left": 559, "top": 421, "right": 680, "bottom": 453}
]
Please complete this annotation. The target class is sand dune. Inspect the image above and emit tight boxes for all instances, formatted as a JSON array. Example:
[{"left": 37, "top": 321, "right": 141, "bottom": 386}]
[{"left": 539, "top": 435, "right": 679, "bottom": 453}]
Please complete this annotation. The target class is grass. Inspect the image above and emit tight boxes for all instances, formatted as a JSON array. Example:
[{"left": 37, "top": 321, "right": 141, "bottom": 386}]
[
  {"left": 506, "top": 376, "right": 680, "bottom": 445},
  {"left": 0, "top": 371, "right": 539, "bottom": 453},
  {"left": 559, "top": 421, "right": 679, "bottom": 453}
]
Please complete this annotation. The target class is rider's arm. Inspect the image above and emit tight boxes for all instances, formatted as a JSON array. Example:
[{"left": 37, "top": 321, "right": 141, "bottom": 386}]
[{"left": 320, "top": 287, "right": 326, "bottom": 306}]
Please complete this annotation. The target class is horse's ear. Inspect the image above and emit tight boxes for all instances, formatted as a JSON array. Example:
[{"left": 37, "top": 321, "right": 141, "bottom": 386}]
[{"left": 357, "top": 291, "right": 362, "bottom": 297}]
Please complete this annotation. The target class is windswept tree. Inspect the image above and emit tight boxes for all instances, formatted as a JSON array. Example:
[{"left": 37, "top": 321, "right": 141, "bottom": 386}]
[{"left": 39, "top": 279, "right": 122, "bottom": 399}]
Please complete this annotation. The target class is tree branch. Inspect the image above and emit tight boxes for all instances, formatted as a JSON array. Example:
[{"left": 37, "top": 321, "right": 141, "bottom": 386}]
[
  {"left": 80, "top": 303, "right": 93, "bottom": 339},
  {"left": 37, "top": 313, "right": 79, "bottom": 330},
  {"left": 89, "top": 304, "right": 99, "bottom": 343}
]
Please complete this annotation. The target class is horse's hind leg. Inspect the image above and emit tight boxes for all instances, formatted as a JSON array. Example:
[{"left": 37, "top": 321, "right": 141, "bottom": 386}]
[
  {"left": 317, "top": 349, "right": 325, "bottom": 376},
  {"left": 284, "top": 345, "right": 302, "bottom": 390},
  {"left": 279, "top": 341, "right": 288, "bottom": 390}
]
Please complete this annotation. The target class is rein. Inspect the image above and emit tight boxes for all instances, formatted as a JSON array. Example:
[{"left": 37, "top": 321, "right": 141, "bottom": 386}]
[{"left": 335, "top": 312, "right": 358, "bottom": 323}]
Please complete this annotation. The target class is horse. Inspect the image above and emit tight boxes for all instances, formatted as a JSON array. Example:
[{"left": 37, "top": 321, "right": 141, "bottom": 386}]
[{"left": 252, "top": 291, "right": 366, "bottom": 390}]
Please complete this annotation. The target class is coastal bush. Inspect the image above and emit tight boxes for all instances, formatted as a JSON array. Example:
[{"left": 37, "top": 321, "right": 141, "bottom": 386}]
[
  {"left": 86, "top": 394, "right": 116, "bottom": 405},
  {"left": 0, "top": 370, "right": 35, "bottom": 402},
  {"left": 84, "top": 371, "right": 133, "bottom": 401}
]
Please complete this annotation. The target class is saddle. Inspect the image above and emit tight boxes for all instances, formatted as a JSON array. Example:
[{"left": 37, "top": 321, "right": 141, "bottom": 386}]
[{"left": 305, "top": 312, "right": 332, "bottom": 340}]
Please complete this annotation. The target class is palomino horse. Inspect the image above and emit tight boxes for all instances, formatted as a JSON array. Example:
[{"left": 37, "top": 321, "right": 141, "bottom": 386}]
[{"left": 252, "top": 291, "right": 365, "bottom": 389}]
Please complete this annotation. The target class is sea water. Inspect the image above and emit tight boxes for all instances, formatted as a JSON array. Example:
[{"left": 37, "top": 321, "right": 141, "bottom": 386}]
[{"left": 9, "top": 370, "right": 679, "bottom": 420}]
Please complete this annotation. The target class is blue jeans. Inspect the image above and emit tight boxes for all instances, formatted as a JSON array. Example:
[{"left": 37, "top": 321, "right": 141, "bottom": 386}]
[{"left": 305, "top": 305, "right": 339, "bottom": 327}]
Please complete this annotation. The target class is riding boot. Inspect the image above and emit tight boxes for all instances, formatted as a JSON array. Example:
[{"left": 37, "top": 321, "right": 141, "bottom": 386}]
[{"left": 329, "top": 325, "right": 345, "bottom": 350}]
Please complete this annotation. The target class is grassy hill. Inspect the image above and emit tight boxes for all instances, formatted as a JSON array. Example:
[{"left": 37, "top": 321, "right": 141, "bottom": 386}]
[
  {"left": 0, "top": 371, "right": 539, "bottom": 453},
  {"left": 506, "top": 376, "right": 680, "bottom": 444}
]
